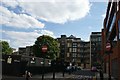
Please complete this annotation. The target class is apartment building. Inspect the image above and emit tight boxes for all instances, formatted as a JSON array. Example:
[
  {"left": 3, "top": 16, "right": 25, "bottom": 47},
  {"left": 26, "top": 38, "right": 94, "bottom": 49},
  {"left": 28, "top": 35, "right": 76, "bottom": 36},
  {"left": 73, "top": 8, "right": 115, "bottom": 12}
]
[
  {"left": 80, "top": 41, "right": 90, "bottom": 68},
  {"left": 57, "top": 35, "right": 80, "bottom": 64},
  {"left": 90, "top": 32, "right": 102, "bottom": 67},
  {"left": 57, "top": 35, "right": 90, "bottom": 68}
]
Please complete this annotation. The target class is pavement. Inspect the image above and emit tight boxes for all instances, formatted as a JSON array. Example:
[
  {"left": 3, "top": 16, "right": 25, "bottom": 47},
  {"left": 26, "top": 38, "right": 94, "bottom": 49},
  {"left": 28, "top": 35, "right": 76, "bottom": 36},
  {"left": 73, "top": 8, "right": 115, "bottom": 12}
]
[
  {"left": 2, "top": 71, "right": 97, "bottom": 80},
  {"left": 95, "top": 73, "right": 117, "bottom": 80}
]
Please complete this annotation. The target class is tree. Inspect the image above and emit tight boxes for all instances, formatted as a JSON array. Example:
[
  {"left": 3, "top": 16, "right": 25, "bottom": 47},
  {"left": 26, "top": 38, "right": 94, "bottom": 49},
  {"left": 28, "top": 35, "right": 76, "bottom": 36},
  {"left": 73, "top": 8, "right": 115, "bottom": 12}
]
[
  {"left": 33, "top": 35, "right": 60, "bottom": 60},
  {"left": 0, "top": 40, "right": 13, "bottom": 54}
]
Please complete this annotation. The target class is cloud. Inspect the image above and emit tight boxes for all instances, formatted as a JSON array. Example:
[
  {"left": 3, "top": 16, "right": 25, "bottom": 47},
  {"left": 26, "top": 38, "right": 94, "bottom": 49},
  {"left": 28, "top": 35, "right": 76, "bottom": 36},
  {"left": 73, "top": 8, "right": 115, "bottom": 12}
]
[
  {"left": 102, "top": 13, "right": 106, "bottom": 19},
  {"left": 41, "top": 30, "right": 55, "bottom": 38},
  {"left": 19, "top": 0, "right": 91, "bottom": 24},
  {"left": 1, "top": 0, "right": 19, "bottom": 8},
  {"left": 1, "top": 30, "right": 55, "bottom": 48},
  {"left": 1, "top": 0, "right": 91, "bottom": 48},
  {"left": 89, "top": 0, "right": 108, "bottom": 2},
  {"left": 0, "top": 6, "right": 45, "bottom": 28},
  {"left": 1, "top": 0, "right": 91, "bottom": 25},
  {"left": 0, "top": 39, "right": 11, "bottom": 43}
]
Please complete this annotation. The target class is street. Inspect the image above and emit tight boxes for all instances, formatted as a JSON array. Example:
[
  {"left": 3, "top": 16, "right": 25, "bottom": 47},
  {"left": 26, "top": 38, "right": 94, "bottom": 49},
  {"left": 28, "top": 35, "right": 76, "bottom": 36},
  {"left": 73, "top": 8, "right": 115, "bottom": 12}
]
[
  {"left": 73, "top": 69, "right": 96, "bottom": 76},
  {"left": 2, "top": 69, "right": 98, "bottom": 80}
]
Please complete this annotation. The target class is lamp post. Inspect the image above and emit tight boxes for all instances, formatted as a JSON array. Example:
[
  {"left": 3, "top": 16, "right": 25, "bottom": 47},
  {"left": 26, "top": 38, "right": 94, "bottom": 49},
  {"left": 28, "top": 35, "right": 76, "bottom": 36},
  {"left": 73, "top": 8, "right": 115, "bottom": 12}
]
[
  {"left": 62, "top": 61, "right": 65, "bottom": 77},
  {"left": 41, "top": 45, "right": 48, "bottom": 80},
  {"left": 52, "top": 60, "right": 56, "bottom": 79}
]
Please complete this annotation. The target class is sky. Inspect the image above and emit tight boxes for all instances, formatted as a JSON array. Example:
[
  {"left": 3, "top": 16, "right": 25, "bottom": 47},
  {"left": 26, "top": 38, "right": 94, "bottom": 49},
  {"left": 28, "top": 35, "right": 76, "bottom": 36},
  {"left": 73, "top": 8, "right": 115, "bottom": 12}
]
[{"left": 0, "top": 0, "right": 108, "bottom": 50}]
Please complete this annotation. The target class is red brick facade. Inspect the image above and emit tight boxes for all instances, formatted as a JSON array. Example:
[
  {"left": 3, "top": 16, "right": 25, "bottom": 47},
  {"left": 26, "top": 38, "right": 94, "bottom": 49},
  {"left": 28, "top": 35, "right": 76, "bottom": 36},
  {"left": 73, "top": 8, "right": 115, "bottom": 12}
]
[{"left": 102, "top": 1, "right": 120, "bottom": 79}]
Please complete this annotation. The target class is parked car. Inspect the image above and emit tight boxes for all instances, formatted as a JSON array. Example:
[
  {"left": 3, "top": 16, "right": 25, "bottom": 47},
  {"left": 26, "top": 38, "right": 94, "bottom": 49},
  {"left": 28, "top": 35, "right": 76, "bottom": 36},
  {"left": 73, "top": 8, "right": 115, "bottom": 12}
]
[{"left": 91, "top": 66, "right": 97, "bottom": 72}]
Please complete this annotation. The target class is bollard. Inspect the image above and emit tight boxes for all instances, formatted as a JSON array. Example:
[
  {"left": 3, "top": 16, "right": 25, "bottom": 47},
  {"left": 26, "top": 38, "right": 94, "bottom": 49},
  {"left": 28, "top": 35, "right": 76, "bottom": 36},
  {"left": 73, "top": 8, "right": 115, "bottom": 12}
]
[
  {"left": 53, "top": 70, "right": 55, "bottom": 79},
  {"left": 100, "top": 70, "right": 103, "bottom": 80},
  {"left": 63, "top": 71, "right": 64, "bottom": 77},
  {"left": 62, "top": 63, "right": 65, "bottom": 77}
]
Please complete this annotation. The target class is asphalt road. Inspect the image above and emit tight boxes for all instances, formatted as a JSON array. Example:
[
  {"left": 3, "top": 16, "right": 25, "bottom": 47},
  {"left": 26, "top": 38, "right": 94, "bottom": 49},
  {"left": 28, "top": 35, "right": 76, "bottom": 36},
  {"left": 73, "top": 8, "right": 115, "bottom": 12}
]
[
  {"left": 72, "top": 69, "right": 96, "bottom": 76},
  {"left": 2, "top": 70, "right": 97, "bottom": 80}
]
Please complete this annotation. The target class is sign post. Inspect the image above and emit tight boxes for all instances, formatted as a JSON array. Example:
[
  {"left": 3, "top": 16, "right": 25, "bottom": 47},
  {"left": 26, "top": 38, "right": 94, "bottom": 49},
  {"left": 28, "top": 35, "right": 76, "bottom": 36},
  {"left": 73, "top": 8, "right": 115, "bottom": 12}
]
[
  {"left": 41, "top": 45, "right": 48, "bottom": 80},
  {"left": 106, "top": 42, "right": 112, "bottom": 80}
]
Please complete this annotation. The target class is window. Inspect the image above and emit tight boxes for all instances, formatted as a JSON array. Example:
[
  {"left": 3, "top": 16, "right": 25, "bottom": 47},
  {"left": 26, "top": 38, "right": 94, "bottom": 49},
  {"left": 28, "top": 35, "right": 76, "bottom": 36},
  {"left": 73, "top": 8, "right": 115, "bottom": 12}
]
[
  {"left": 67, "top": 53, "right": 70, "bottom": 57},
  {"left": 72, "top": 48, "right": 77, "bottom": 52},
  {"left": 62, "top": 48, "right": 65, "bottom": 50},
  {"left": 61, "top": 41, "right": 65, "bottom": 45},
  {"left": 69, "top": 48, "right": 72, "bottom": 52},
  {"left": 61, "top": 43, "right": 65, "bottom": 45},
  {"left": 80, "top": 49, "right": 83, "bottom": 52},
  {"left": 78, "top": 54, "right": 80, "bottom": 57},
  {"left": 73, "top": 43, "right": 77, "bottom": 47},
  {"left": 67, "top": 43, "right": 71, "bottom": 47},
  {"left": 78, "top": 43, "right": 80, "bottom": 47},
  {"left": 72, "top": 59, "right": 75, "bottom": 62},
  {"left": 72, "top": 53, "right": 77, "bottom": 57},
  {"left": 78, "top": 49, "right": 80, "bottom": 52}
]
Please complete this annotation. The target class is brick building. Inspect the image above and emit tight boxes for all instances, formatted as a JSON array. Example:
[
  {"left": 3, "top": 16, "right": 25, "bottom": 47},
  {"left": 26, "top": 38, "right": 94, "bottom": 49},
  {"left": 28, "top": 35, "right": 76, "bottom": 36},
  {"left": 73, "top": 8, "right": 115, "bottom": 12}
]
[{"left": 102, "top": 0, "right": 120, "bottom": 79}]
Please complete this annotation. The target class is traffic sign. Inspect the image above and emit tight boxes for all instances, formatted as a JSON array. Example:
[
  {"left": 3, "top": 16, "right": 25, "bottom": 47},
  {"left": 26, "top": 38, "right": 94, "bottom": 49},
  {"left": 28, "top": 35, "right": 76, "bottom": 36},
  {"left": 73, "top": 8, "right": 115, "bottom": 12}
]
[
  {"left": 42, "top": 45, "right": 48, "bottom": 53},
  {"left": 106, "top": 42, "right": 111, "bottom": 52}
]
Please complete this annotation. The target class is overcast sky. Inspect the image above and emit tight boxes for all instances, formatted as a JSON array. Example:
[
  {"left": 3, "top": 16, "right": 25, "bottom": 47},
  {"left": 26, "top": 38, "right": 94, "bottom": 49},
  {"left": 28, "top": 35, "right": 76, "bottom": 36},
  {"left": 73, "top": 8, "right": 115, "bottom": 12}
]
[{"left": 0, "top": 0, "right": 108, "bottom": 49}]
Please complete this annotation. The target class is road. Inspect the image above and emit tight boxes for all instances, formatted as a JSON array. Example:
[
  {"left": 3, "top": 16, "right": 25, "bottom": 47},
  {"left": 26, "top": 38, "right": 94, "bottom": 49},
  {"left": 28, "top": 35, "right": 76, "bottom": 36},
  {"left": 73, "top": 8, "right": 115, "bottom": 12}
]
[
  {"left": 73, "top": 69, "right": 96, "bottom": 76},
  {"left": 2, "top": 70, "right": 97, "bottom": 80},
  {"left": 72, "top": 69, "right": 97, "bottom": 79}
]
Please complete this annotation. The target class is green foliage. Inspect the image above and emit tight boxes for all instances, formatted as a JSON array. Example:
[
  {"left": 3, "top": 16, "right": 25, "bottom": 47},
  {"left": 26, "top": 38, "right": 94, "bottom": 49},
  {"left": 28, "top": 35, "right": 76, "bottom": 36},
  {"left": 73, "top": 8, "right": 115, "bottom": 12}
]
[
  {"left": 33, "top": 35, "right": 60, "bottom": 60},
  {"left": 0, "top": 40, "right": 13, "bottom": 54}
]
